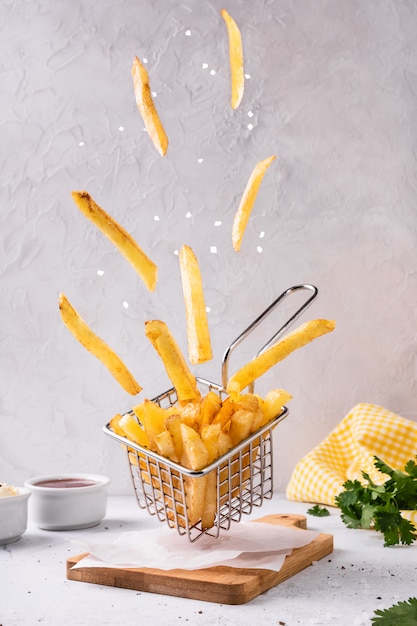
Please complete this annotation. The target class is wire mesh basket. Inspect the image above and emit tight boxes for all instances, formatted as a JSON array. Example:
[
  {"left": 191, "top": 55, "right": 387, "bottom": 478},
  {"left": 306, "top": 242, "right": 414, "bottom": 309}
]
[{"left": 104, "top": 284, "right": 318, "bottom": 542}]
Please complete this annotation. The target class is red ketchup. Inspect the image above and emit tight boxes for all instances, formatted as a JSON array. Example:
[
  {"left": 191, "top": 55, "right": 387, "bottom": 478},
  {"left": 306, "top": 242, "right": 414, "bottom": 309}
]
[{"left": 34, "top": 478, "right": 98, "bottom": 488}]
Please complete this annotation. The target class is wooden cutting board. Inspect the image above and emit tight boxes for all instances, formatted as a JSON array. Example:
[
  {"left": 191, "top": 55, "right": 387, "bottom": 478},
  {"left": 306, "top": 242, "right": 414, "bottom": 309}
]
[{"left": 66, "top": 513, "right": 333, "bottom": 605}]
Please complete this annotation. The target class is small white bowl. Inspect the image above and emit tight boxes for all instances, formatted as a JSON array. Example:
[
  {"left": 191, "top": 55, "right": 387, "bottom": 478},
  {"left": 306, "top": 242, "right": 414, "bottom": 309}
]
[
  {"left": 24, "top": 473, "right": 109, "bottom": 531},
  {"left": 0, "top": 487, "right": 31, "bottom": 545}
]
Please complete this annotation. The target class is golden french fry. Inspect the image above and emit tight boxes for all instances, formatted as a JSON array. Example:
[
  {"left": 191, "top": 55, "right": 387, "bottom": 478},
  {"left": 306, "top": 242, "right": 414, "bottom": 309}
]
[
  {"left": 180, "top": 423, "right": 209, "bottom": 471},
  {"left": 165, "top": 414, "right": 184, "bottom": 460},
  {"left": 180, "top": 423, "right": 209, "bottom": 525},
  {"left": 201, "top": 423, "right": 222, "bottom": 529},
  {"left": 201, "top": 423, "right": 222, "bottom": 461},
  {"left": 154, "top": 430, "right": 178, "bottom": 462},
  {"left": 212, "top": 397, "right": 236, "bottom": 429},
  {"left": 229, "top": 394, "right": 263, "bottom": 442},
  {"left": 261, "top": 389, "right": 293, "bottom": 426},
  {"left": 221, "top": 9, "right": 244, "bottom": 110},
  {"left": 71, "top": 191, "right": 157, "bottom": 291},
  {"left": 109, "top": 414, "right": 128, "bottom": 437},
  {"left": 179, "top": 245, "right": 213, "bottom": 365},
  {"left": 199, "top": 391, "right": 222, "bottom": 431},
  {"left": 178, "top": 401, "right": 202, "bottom": 430},
  {"left": 59, "top": 293, "right": 141, "bottom": 396},
  {"left": 118, "top": 413, "right": 149, "bottom": 447},
  {"left": 131, "top": 55, "right": 168, "bottom": 156},
  {"left": 227, "top": 319, "right": 336, "bottom": 395},
  {"left": 232, "top": 156, "right": 276, "bottom": 252},
  {"left": 229, "top": 409, "right": 254, "bottom": 446},
  {"left": 184, "top": 475, "right": 207, "bottom": 526},
  {"left": 145, "top": 320, "right": 201, "bottom": 403},
  {"left": 134, "top": 399, "right": 167, "bottom": 451}
]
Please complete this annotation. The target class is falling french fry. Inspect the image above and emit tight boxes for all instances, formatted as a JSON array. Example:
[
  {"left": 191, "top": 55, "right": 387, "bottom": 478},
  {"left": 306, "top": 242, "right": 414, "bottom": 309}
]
[
  {"left": 221, "top": 8, "right": 245, "bottom": 110},
  {"left": 71, "top": 191, "right": 158, "bottom": 292},
  {"left": 131, "top": 55, "right": 168, "bottom": 156},
  {"left": 59, "top": 293, "right": 142, "bottom": 396},
  {"left": 145, "top": 319, "right": 201, "bottom": 404},
  {"left": 179, "top": 245, "right": 213, "bottom": 366},
  {"left": 226, "top": 319, "right": 336, "bottom": 395},
  {"left": 232, "top": 155, "right": 276, "bottom": 251}
]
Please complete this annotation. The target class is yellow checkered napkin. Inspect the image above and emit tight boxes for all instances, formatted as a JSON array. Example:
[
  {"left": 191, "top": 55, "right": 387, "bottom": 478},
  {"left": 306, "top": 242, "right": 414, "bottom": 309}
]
[{"left": 286, "top": 403, "right": 417, "bottom": 507}]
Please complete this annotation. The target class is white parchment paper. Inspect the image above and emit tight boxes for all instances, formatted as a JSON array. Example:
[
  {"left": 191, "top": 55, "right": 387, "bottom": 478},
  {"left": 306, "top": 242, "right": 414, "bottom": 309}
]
[{"left": 71, "top": 521, "right": 319, "bottom": 572}]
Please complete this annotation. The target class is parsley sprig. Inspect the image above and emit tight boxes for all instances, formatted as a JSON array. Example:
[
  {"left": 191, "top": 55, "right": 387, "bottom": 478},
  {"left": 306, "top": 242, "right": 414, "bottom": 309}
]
[
  {"left": 306, "top": 504, "right": 330, "bottom": 517},
  {"left": 371, "top": 597, "right": 417, "bottom": 624},
  {"left": 335, "top": 455, "right": 417, "bottom": 546}
]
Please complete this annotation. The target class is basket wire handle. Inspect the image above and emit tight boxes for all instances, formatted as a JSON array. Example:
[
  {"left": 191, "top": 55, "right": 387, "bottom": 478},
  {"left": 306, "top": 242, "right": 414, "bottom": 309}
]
[{"left": 221, "top": 284, "right": 319, "bottom": 392}]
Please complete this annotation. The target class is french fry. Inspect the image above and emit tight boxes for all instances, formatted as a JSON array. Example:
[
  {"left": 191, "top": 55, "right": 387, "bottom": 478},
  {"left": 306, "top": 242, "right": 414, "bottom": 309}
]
[
  {"left": 165, "top": 414, "right": 184, "bottom": 460},
  {"left": 145, "top": 320, "right": 201, "bottom": 403},
  {"left": 135, "top": 399, "right": 167, "bottom": 450},
  {"left": 180, "top": 423, "right": 209, "bottom": 525},
  {"left": 212, "top": 396, "right": 236, "bottom": 429},
  {"left": 229, "top": 408, "right": 254, "bottom": 446},
  {"left": 201, "top": 423, "right": 222, "bottom": 529},
  {"left": 178, "top": 401, "right": 202, "bottom": 430},
  {"left": 154, "top": 430, "right": 179, "bottom": 462},
  {"left": 118, "top": 413, "right": 149, "bottom": 447},
  {"left": 71, "top": 191, "right": 157, "bottom": 291},
  {"left": 59, "top": 293, "right": 142, "bottom": 396},
  {"left": 199, "top": 391, "right": 222, "bottom": 431},
  {"left": 180, "top": 423, "right": 209, "bottom": 471},
  {"left": 227, "top": 319, "right": 336, "bottom": 396},
  {"left": 232, "top": 156, "right": 276, "bottom": 252},
  {"left": 131, "top": 55, "right": 168, "bottom": 157},
  {"left": 230, "top": 393, "right": 263, "bottom": 440},
  {"left": 221, "top": 9, "right": 244, "bottom": 110},
  {"left": 109, "top": 414, "right": 128, "bottom": 437},
  {"left": 179, "top": 245, "right": 213, "bottom": 365},
  {"left": 261, "top": 389, "right": 293, "bottom": 426}
]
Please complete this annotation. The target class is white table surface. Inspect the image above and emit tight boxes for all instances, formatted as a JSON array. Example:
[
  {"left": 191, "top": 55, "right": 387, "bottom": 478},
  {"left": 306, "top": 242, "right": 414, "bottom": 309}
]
[{"left": 2, "top": 493, "right": 416, "bottom": 626}]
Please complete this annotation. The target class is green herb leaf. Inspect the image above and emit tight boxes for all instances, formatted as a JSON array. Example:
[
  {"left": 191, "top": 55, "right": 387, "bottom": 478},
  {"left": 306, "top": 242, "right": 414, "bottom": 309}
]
[
  {"left": 335, "top": 455, "right": 417, "bottom": 546},
  {"left": 306, "top": 504, "right": 330, "bottom": 517},
  {"left": 371, "top": 597, "right": 417, "bottom": 624}
]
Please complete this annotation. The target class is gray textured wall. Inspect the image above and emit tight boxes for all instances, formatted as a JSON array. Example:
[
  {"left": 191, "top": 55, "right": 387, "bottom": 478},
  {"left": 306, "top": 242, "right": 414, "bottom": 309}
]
[{"left": 1, "top": 0, "right": 417, "bottom": 494}]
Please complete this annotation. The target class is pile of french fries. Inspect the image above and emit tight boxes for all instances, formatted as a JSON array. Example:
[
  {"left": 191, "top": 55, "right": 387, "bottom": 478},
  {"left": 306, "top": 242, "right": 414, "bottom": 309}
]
[
  {"left": 111, "top": 386, "right": 293, "bottom": 529},
  {"left": 59, "top": 9, "right": 337, "bottom": 530}
]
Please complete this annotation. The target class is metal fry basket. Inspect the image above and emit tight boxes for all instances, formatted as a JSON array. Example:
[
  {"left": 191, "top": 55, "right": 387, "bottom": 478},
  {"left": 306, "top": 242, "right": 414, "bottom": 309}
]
[{"left": 104, "top": 284, "right": 318, "bottom": 542}]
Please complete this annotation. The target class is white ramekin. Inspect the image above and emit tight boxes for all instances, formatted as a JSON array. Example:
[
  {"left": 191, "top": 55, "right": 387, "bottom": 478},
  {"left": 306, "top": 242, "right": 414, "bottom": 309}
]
[
  {"left": 24, "top": 473, "right": 110, "bottom": 530},
  {"left": 0, "top": 487, "right": 31, "bottom": 545}
]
